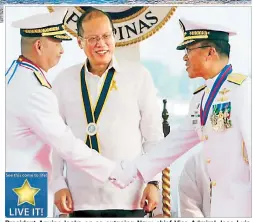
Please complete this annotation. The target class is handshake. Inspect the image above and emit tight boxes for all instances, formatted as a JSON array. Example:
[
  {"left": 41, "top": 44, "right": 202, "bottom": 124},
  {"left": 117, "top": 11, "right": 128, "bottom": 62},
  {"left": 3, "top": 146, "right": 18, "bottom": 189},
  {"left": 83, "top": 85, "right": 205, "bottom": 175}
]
[{"left": 109, "top": 160, "right": 143, "bottom": 189}]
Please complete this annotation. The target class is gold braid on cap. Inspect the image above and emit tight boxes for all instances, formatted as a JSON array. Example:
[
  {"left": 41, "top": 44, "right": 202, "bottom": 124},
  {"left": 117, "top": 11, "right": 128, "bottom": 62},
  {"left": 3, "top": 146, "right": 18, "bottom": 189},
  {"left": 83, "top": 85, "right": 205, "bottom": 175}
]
[{"left": 23, "top": 26, "right": 59, "bottom": 34}]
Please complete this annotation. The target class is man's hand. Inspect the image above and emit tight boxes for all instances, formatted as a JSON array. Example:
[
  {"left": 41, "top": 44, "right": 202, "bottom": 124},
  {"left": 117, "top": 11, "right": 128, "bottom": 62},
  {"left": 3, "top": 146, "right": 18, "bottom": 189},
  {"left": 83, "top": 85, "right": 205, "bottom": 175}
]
[
  {"left": 140, "top": 184, "right": 159, "bottom": 213},
  {"left": 54, "top": 188, "right": 73, "bottom": 214},
  {"left": 109, "top": 160, "right": 139, "bottom": 189}
]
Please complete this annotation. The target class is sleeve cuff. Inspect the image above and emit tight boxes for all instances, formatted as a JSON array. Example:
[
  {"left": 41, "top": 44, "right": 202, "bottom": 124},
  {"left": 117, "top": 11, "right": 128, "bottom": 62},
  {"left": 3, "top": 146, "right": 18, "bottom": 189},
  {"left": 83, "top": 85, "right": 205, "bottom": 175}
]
[
  {"left": 149, "top": 172, "right": 162, "bottom": 182},
  {"left": 49, "top": 176, "right": 68, "bottom": 194}
]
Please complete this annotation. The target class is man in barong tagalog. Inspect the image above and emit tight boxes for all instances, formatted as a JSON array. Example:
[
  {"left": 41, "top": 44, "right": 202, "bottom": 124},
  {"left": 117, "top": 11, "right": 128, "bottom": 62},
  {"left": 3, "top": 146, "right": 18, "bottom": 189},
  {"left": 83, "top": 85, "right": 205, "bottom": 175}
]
[{"left": 51, "top": 8, "right": 163, "bottom": 218}]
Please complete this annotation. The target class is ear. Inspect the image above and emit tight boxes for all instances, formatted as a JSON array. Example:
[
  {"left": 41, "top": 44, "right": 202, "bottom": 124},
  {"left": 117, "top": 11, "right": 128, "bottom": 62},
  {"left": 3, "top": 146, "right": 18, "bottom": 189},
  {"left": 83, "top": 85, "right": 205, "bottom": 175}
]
[
  {"left": 77, "top": 37, "right": 84, "bottom": 49},
  {"left": 208, "top": 47, "right": 217, "bottom": 56},
  {"left": 34, "top": 39, "right": 43, "bottom": 55},
  {"left": 206, "top": 47, "right": 217, "bottom": 61}
]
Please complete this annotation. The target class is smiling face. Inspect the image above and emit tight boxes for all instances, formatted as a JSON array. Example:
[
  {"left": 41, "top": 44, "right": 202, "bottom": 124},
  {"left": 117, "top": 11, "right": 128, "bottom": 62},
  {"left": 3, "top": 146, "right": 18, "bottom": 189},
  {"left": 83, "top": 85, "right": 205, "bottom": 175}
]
[{"left": 78, "top": 14, "right": 115, "bottom": 69}]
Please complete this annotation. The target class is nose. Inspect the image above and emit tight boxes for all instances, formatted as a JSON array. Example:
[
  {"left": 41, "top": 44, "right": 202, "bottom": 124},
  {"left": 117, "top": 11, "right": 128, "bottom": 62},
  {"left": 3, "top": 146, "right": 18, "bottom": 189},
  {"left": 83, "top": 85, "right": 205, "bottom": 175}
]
[
  {"left": 96, "top": 36, "right": 106, "bottom": 46},
  {"left": 183, "top": 53, "right": 188, "bottom": 61}
]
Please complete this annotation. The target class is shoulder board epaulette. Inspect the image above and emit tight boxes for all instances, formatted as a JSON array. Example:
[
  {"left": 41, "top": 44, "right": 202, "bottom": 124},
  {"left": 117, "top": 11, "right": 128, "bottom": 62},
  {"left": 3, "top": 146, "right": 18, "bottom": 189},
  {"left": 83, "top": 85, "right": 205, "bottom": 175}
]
[
  {"left": 193, "top": 85, "right": 206, "bottom": 95},
  {"left": 227, "top": 73, "right": 247, "bottom": 85},
  {"left": 33, "top": 71, "right": 51, "bottom": 89}
]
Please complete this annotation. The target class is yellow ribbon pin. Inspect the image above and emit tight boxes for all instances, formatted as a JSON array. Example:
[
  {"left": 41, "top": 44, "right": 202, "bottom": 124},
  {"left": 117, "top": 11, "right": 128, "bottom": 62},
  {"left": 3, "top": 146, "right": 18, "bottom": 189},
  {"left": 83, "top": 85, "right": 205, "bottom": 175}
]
[{"left": 110, "top": 80, "right": 118, "bottom": 91}]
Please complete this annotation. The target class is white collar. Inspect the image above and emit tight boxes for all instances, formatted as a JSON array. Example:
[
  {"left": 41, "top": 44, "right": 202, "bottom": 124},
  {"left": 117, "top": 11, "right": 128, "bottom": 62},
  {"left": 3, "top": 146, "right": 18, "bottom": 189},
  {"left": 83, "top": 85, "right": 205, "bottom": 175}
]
[
  {"left": 206, "top": 73, "right": 219, "bottom": 89},
  {"left": 205, "top": 64, "right": 230, "bottom": 89},
  {"left": 84, "top": 56, "right": 120, "bottom": 77}
]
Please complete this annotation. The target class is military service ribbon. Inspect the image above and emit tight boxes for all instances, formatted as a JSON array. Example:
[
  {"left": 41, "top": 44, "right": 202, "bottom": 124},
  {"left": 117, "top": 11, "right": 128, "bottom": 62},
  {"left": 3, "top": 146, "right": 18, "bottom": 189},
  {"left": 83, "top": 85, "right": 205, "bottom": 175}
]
[
  {"left": 200, "top": 64, "right": 232, "bottom": 128},
  {"left": 6, "top": 56, "right": 50, "bottom": 87},
  {"left": 80, "top": 65, "right": 115, "bottom": 153},
  {"left": 6, "top": 56, "right": 41, "bottom": 84}
]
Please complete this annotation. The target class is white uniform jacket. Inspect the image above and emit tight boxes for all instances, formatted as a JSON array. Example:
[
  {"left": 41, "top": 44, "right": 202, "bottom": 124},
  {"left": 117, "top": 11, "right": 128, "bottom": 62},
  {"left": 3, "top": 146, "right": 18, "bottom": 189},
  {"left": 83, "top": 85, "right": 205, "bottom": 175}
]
[
  {"left": 6, "top": 58, "right": 115, "bottom": 182},
  {"left": 136, "top": 72, "right": 251, "bottom": 217},
  {"left": 179, "top": 151, "right": 211, "bottom": 217}
]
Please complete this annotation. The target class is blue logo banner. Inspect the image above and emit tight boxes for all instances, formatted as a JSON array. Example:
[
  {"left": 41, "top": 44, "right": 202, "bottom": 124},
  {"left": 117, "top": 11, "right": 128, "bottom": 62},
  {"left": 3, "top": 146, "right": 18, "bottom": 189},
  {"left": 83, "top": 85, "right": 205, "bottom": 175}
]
[{"left": 5, "top": 172, "right": 48, "bottom": 218}]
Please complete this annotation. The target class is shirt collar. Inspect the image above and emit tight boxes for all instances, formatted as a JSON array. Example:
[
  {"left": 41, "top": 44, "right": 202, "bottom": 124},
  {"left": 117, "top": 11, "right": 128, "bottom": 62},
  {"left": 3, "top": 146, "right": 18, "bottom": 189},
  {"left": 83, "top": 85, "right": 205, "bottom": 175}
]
[
  {"left": 19, "top": 55, "right": 47, "bottom": 75},
  {"left": 84, "top": 56, "right": 121, "bottom": 77},
  {"left": 205, "top": 64, "right": 229, "bottom": 89},
  {"left": 205, "top": 73, "right": 219, "bottom": 89}
]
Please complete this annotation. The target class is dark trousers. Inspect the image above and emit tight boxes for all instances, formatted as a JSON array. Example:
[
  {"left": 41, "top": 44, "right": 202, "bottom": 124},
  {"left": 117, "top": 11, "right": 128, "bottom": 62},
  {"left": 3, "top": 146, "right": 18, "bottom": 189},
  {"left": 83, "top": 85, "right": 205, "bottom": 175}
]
[{"left": 70, "top": 209, "right": 146, "bottom": 218}]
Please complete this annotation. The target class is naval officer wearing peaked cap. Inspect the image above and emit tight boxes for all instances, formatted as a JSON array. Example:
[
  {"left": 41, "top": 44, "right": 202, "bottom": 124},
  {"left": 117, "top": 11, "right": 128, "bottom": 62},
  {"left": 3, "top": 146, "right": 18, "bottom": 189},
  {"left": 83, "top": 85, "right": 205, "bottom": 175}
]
[
  {"left": 110, "top": 18, "right": 251, "bottom": 217},
  {"left": 6, "top": 10, "right": 118, "bottom": 216}
]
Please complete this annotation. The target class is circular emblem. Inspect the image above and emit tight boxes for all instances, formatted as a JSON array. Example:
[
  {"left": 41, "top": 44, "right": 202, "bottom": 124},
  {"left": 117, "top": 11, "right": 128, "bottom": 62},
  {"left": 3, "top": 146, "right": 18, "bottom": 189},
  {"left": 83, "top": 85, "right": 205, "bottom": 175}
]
[
  {"left": 48, "top": 6, "right": 176, "bottom": 47},
  {"left": 86, "top": 122, "right": 98, "bottom": 136}
]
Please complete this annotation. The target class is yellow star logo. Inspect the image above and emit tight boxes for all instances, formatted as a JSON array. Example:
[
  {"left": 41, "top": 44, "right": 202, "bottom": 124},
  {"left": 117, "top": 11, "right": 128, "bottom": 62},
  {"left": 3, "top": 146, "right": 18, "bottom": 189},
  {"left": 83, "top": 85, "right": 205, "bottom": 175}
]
[{"left": 12, "top": 179, "right": 40, "bottom": 206}]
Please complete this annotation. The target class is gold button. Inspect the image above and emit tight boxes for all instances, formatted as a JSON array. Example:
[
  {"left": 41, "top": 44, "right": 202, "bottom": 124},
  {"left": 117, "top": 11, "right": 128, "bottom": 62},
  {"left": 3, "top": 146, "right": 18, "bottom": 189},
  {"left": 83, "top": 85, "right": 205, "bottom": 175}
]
[
  {"left": 206, "top": 159, "right": 211, "bottom": 164},
  {"left": 212, "top": 181, "right": 216, "bottom": 187},
  {"left": 201, "top": 135, "right": 209, "bottom": 141}
]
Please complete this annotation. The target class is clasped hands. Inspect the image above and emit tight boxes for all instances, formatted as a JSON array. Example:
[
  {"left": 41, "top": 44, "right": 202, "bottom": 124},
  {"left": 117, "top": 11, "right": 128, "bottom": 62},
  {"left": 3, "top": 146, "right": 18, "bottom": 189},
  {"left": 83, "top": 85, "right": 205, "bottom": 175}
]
[
  {"left": 109, "top": 159, "right": 141, "bottom": 189},
  {"left": 109, "top": 161, "right": 160, "bottom": 214}
]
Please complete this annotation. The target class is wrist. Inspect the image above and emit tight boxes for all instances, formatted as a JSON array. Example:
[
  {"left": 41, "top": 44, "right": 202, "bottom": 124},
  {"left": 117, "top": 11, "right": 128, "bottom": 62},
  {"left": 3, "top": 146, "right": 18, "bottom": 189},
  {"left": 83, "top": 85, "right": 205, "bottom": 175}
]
[{"left": 147, "top": 180, "right": 159, "bottom": 190}]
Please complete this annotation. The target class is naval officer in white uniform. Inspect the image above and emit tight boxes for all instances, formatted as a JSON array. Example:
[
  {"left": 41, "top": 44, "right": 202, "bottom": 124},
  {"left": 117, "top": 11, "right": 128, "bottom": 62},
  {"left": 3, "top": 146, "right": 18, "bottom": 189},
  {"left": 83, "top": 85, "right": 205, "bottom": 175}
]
[
  {"left": 6, "top": 10, "right": 118, "bottom": 216},
  {"left": 110, "top": 18, "right": 251, "bottom": 218}
]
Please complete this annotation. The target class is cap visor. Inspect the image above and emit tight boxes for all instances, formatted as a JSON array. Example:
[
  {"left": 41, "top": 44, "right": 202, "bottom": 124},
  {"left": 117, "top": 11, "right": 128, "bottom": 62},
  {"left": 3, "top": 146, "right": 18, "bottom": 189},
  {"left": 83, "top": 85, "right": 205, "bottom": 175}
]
[
  {"left": 176, "top": 39, "right": 196, "bottom": 50},
  {"left": 52, "top": 33, "right": 72, "bottom": 41}
]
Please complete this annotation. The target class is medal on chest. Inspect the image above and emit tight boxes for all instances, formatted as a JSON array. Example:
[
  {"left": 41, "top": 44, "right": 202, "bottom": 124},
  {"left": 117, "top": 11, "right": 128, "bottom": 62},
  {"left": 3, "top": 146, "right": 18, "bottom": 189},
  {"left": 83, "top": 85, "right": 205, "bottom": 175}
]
[
  {"left": 80, "top": 65, "right": 116, "bottom": 152},
  {"left": 200, "top": 64, "right": 232, "bottom": 139},
  {"left": 211, "top": 102, "right": 232, "bottom": 132}
]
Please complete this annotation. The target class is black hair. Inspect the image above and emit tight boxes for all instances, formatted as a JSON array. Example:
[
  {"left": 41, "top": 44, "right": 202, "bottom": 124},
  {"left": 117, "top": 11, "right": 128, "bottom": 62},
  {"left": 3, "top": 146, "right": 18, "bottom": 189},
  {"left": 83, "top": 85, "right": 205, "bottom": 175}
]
[
  {"left": 77, "top": 8, "right": 114, "bottom": 37},
  {"left": 198, "top": 39, "right": 231, "bottom": 58}
]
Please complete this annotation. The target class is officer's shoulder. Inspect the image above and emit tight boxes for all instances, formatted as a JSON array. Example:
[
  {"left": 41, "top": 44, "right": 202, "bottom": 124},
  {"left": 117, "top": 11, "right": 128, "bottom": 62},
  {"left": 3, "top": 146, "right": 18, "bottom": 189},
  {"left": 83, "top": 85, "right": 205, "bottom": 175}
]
[
  {"left": 227, "top": 73, "right": 248, "bottom": 85},
  {"left": 193, "top": 84, "right": 206, "bottom": 95},
  {"left": 33, "top": 71, "right": 51, "bottom": 89}
]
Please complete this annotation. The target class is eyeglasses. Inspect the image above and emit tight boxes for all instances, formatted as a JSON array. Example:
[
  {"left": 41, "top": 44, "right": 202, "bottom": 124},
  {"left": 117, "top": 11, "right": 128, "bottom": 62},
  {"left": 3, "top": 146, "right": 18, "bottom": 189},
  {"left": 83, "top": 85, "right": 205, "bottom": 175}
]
[
  {"left": 81, "top": 32, "right": 114, "bottom": 46},
  {"left": 185, "top": 45, "right": 211, "bottom": 55}
]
